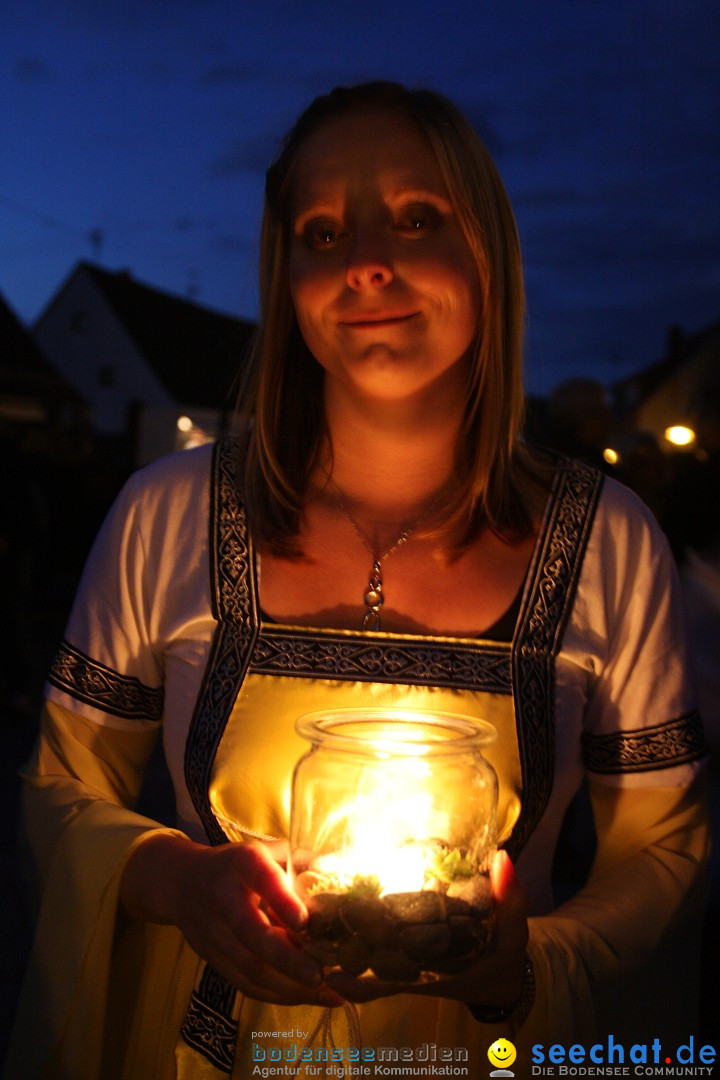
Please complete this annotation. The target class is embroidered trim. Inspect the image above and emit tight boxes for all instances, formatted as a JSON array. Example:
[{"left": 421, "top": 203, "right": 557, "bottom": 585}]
[
  {"left": 208, "top": 439, "right": 258, "bottom": 626},
  {"left": 197, "top": 963, "right": 237, "bottom": 1014},
  {"left": 507, "top": 458, "right": 604, "bottom": 859},
  {"left": 185, "top": 439, "right": 259, "bottom": 846},
  {"left": 182, "top": 441, "right": 258, "bottom": 1078},
  {"left": 250, "top": 628, "right": 512, "bottom": 692},
  {"left": 582, "top": 710, "right": 706, "bottom": 773},
  {"left": 47, "top": 639, "right": 163, "bottom": 722},
  {"left": 180, "top": 994, "right": 236, "bottom": 1073}
]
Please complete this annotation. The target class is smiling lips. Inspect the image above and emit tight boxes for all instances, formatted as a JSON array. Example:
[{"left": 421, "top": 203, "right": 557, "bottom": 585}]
[{"left": 339, "top": 310, "right": 420, "bottom": 328}]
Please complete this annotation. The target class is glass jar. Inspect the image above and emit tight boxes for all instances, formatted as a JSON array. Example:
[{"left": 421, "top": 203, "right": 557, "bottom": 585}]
[{"left": 289, "top": 708, "right": 497, "bottom": 982}]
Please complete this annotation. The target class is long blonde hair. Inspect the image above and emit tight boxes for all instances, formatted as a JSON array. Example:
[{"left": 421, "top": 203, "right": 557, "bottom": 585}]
[{"left": 238, "top": 82, "right": 542, "bottom": 555}]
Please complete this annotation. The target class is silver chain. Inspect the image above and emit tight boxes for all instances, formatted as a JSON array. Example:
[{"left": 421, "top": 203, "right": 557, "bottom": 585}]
[{"left": 329, "top": 484, "right": 434, "bottom": 631}]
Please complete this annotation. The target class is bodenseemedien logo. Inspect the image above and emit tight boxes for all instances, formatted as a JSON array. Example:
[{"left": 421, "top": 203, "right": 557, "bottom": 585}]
[
  {"left": 488, "top": 1038, "right": 517, "bottom": 1076},
  {"left": 250, "top": 1035, "right": 472, "bottom": 1074}
]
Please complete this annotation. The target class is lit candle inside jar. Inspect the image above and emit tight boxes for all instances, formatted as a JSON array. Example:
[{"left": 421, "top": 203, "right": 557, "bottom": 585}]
[
  {"left": 289, "top": 709, "right": 498, "bottom": 981},
  {"left": 310, "top": 759, "right": 437, "bottom": 894}
]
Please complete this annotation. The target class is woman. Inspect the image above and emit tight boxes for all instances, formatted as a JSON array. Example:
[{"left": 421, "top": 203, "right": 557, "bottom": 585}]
[{"left": 6, "top": 83, "right": 708, "bottom": 1079}]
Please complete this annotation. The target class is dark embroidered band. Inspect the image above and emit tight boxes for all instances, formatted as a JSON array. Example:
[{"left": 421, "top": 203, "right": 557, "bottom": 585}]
[
  {"left": 582, "top": 710, "right": 706, "bottom": 774},
  {"left": 185, "top": 438, "right": 260, "bottom": 845},
  {"left": 508, "top": 458, "right": 604, "bottom": 859},
  {"left": 47, "top": 639, "right": 164, "bottom": 722},
  {"left": 180, "top": 995, "right": 236, "bottom": 1073},
  {"left": 208, "top": 437, "right": 258, "bottom": 626},
  {"left": 250, "top": 628, "right": 512, "bottom": 693}
]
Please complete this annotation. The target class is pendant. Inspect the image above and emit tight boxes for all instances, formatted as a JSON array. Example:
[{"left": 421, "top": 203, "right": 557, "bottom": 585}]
[{"left": 362, "top": 560, "right": 384, "bottom": 631}]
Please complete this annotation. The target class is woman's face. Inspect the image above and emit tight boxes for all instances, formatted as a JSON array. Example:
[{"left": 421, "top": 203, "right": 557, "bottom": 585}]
[{"left": 287, "top": 109, "right": 481, "bottom": 407}]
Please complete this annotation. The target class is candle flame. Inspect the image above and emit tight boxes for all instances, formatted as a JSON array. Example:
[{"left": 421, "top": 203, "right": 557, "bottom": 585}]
[{"left": 309, "top": 757, "right": 450, "bottom": 894}]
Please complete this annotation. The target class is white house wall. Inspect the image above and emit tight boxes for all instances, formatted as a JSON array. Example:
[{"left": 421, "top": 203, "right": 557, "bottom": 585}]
[{"left": 33, "top": 266, "right": 175, "bottom": 435}]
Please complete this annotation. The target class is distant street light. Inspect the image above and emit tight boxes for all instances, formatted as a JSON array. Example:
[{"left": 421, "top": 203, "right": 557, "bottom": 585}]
[{"left": 664, "top": 425, "right": 696, "bottom": 448}]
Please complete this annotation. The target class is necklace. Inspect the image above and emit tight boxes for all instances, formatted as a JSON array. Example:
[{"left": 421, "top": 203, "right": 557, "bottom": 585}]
[{"left": 330, "top": 484, "right": 436, "bottom": 631}]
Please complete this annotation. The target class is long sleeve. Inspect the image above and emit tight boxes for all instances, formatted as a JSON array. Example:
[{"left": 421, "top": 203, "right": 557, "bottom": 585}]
[
  {"left": 5, "top": 447, "right": 217, "bottom": 1079},
  {"left": 516, "top": 477, "right": 711, "bottom": 1050},
  {"left": 4, "top": 702, "right": 193, "bottom": 1080},
  {"left": 523, "top": 774, "right": 709, "bottom": 1050}
]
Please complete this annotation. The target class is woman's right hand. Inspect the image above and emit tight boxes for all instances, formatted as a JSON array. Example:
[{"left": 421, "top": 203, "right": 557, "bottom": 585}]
[{"left": 119, "top": 832, "right": 342, "bottom": 1006}]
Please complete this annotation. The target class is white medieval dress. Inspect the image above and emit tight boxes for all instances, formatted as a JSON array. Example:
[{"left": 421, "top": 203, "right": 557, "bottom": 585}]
[{"left": 5, "top": 438, "right": 708, "bottom": 1079}]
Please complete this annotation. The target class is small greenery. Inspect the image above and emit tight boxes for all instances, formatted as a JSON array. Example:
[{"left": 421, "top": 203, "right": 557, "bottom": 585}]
[
  {"left": 307, "top": 871, "right": 382, "bottom": 898},
  {"left": 426, "top": 846, "right": 474, "bottom": 884},
  {"left": 306, "top": 872, "right": 337, "bottom": 897},
  {"left": 345, "top": 874, "right": 382, "bottom": 899}
]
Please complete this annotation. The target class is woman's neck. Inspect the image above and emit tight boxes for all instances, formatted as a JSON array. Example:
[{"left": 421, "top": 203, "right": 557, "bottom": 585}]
[{"left": 314, "top": 378, "right": 464, "bottom": 540}]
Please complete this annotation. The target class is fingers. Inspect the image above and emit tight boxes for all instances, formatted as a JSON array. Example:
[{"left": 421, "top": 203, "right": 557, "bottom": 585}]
[
  {"left": 208, "top": 925, "right": 342, "bottom": 1006},
  {"left": 491, "top": 848, "right": 525, "bottom": 907},
  {"left": 171, "top": 841, "right": 336, "bottom": 1004},
  {"left": 491, "top": 848, "right": 529, "bottom": 952},
  {"left": 203, "top": 914, "right": 344, "bottom": 1006},
  {"left": 323, "top": 970, "right": 401, "bottom": 1004},
  {"left": 123, "top": 835, "right": 336, "bottom": 1005},
  {"left": 236, "top": 843, "right": 308, "bottom": 932},
  {"left": 227, "top": 902, "right": 320, "bottom": 988}
]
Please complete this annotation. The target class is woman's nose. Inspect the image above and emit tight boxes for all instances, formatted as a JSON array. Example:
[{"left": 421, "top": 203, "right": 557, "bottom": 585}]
[{"left": 345, "top": 229, "right": 394, "bottom": 290}]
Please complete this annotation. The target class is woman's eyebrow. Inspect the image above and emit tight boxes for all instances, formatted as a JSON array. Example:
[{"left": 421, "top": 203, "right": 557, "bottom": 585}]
[
  {"left": 386, "top": 186, "right": 453, "bottom": 209},
  {"left": 291, "top": 201, "right": 341, "bottom": 232}
]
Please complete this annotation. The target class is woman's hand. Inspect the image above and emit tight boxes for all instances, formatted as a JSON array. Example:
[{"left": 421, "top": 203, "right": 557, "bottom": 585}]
[
  {"left": 323, "top": 850, "right": 529, "bottom": 1008},
  {"left": 120, "top": 833, "right": 343, "bottom": 1006}
]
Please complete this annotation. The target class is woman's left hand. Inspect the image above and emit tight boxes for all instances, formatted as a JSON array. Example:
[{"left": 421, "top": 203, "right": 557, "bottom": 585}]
[{"left": 323, "top": 849, "right": 529, "bottom": 1008}]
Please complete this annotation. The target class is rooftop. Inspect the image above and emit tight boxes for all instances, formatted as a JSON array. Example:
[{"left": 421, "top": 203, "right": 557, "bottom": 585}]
[{"left": 64, "top": 262, "right": 256, "bottom": 410}]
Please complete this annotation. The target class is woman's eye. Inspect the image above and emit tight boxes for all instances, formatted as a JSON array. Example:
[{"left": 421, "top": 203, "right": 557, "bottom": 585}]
[
  {"left": 303, "top": 220, "right": 346, "bottom": 249},
  {"left": 395, "top": 204, "right": 442, "bottom": 234}
]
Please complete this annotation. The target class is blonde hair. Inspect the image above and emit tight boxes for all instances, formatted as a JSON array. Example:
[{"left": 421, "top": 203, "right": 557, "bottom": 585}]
[{"left": 238, "top": 82, "right": 542, "bottom": 555}]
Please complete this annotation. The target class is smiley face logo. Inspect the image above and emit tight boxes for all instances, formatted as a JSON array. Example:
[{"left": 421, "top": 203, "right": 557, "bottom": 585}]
[{"left": 488, "top": 1038, "right": 517, "bottom": 1071}]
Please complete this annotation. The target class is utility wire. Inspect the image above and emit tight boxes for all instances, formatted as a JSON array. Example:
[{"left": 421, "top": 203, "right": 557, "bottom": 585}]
[
  {"left": 0, "top": 193, "right": 88, "bottom": 238},
  {"left": 0, "top": 194, "right": 104, "bottom": 259}
]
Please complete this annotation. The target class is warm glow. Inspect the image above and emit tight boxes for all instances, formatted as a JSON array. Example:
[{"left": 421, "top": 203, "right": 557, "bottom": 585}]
[
  {"left": 603, "top": 447, "right": 619, "bottom": 466},
  {"left": 664, "top": 425, "right": 696, "bottom": 447},
  {"left": 176, "top": 414, "right": 193, "bottom": 432},
  {"left": 311, "top": 757, "right": 448, "bottom": 894},
  {"left": 314, "top": 843, "right": 429, "bottom": 896}
]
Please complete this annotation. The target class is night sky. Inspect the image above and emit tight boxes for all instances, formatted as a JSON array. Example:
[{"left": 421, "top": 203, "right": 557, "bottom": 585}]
[{"left": 2, "top": 0, "right": 719, "bottom": 395}]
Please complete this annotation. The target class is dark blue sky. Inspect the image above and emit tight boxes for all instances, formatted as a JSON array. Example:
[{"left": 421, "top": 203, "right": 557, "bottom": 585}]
[{"left": 2, "top": 0, "right": 719, "bottom": 394}]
